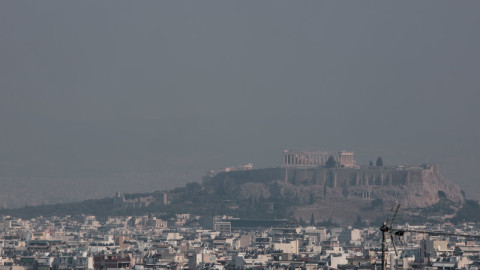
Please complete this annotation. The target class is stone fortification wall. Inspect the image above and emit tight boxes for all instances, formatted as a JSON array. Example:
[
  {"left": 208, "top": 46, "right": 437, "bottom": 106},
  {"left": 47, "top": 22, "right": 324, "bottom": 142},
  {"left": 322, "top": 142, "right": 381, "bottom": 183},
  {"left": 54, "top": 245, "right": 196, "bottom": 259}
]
[
  {"left": 205, "top": 166, "right": 423, "bottom": 187},
  {"left": 203, "top": 167, "right": 284, "bottom": 185},
  {"left": 286, "top": 166, "right": 423, "bottom": 187},
  {"left": 203, "top": 164, "right": 463, "bottom": 209}
]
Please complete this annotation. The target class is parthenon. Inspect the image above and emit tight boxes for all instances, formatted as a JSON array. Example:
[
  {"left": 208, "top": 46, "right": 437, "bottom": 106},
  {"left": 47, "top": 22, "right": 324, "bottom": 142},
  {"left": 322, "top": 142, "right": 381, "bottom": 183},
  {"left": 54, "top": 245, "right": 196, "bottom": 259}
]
[{"left": 282, "top": 150, "right": 355, "bottom": 168}]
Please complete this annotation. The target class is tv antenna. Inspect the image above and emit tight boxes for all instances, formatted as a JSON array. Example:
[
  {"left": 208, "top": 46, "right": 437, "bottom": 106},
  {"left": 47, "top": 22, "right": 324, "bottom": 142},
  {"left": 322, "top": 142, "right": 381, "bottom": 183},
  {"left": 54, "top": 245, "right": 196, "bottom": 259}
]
[
  {"left": 379, "top": 204, "right": 480, "bottom": 270},
  {"left": 379, "top": 204, "right": 400, "bottom": 270}
]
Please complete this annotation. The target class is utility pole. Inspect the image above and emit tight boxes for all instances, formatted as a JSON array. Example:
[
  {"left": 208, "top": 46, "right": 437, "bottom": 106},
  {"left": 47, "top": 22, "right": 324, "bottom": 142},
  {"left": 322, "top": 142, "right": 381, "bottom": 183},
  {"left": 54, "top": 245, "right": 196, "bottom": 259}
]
[{"left": 380, "top": 222, "right": 389, "bottom": 270}]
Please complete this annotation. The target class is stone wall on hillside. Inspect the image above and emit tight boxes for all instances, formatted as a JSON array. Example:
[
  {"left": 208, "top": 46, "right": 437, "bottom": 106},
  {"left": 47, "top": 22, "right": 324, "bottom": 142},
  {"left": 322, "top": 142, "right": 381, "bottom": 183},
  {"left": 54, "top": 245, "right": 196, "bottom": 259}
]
[{"left": 203, "top": 164, "right": 464, "bottom": 209}]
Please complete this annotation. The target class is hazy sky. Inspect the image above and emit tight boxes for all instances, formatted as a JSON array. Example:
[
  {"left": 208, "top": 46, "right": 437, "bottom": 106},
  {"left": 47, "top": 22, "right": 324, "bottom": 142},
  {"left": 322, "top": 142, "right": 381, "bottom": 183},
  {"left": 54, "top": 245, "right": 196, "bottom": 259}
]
[{"left": 1, "top": 1, "right": 479, "bottom": 206}]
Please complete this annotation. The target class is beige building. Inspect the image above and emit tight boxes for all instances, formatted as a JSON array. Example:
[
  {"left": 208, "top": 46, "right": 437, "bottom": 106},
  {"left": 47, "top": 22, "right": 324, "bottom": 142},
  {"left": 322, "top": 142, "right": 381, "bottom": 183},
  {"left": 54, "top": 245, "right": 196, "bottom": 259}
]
[
  {"left": 282, "top": 150, "right": 355, "bottom": 168},
  {"left": 273, "top": 239, "right": 300, "bottom": 254}
]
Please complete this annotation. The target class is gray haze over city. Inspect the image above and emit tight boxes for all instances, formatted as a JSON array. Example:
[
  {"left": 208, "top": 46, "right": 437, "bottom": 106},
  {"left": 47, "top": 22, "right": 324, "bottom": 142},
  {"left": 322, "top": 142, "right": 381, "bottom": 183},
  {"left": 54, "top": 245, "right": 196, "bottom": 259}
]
[{"left": 1, "top": 1, "right": 479, "bottom": 208}]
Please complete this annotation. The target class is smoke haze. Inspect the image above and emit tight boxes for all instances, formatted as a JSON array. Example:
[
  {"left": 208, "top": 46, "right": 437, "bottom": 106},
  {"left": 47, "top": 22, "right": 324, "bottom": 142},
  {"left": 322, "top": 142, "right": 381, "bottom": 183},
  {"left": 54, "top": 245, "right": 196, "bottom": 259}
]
[{"left": 1, "top": 1, "right": 479, "bottom": 207}]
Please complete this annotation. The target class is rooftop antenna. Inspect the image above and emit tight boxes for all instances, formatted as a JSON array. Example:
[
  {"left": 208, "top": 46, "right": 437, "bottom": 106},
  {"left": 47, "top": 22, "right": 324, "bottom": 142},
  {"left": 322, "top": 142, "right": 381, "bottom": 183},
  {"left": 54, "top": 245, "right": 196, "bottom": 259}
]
[
  {"left": 389, "top": 204, "right": 400, "bottom": 255},
  {"left": 380, "top": 204, "right": 480, "bottom": 270},
  {"left": 379, "top": 204, "right": 400, "bottom": 270}
]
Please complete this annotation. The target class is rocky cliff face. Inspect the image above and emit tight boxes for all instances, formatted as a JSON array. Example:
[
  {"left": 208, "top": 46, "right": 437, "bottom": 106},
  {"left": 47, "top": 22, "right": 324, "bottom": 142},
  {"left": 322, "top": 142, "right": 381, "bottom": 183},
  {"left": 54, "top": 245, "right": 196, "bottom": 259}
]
[
  {"left": 205, "top": 164, "right": 464, "bottom": 223},
  {"left": 367, "top": 164, "right": 464, "bottom": 208},
  {"left": 2, "top": 164, "right": 464, "bottom": 222}
]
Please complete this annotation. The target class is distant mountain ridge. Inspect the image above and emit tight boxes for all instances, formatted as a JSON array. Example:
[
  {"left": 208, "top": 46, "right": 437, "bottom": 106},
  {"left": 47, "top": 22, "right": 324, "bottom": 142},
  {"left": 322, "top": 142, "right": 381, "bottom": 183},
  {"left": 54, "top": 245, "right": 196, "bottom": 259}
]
[{"left": 0, "top": 164, "right": 465, "bottom": 224}]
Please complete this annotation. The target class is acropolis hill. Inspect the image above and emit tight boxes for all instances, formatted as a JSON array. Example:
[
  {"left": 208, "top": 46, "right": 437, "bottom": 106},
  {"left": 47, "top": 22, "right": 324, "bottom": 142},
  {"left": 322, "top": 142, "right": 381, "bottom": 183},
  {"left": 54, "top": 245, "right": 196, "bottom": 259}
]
[
  {"left": 0, "top": 151, "right": 465, "bottom": 223},
  {"left": 204, "top": 162, "right": 463, "bottom": 208},
  {"left": 203, "top": 150, "right": 464, "bottom": 223}
]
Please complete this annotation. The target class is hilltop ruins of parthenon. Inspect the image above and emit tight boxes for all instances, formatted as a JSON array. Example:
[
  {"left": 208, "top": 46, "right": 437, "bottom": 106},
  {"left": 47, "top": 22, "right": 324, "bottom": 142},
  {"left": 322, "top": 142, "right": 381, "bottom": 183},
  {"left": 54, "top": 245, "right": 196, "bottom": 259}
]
[{"left": 281, "top": 150, "right": 355, "bottom": 168}]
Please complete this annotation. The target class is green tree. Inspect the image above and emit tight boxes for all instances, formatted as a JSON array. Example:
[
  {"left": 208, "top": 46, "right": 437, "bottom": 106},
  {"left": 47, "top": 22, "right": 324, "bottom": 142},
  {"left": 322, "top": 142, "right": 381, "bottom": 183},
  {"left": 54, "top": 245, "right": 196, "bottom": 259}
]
[
  {"left": 325, "top": 156, "right": 337, "bottom": 168},
  {"left": 186, "top": 182, "right": 201, "bottom": 194},
  {"left": 370, "top": 198, "right": 383, "bottom": 209},
  {"left": 353, "top": 215, "right": 364, "bottom": 228},
  {"left": 299, "top": 217, "right": 306, "bottom": 226},
  {"left": 270, "top": 181, "right": 282, "bottom": 198},
  {"left": 452, "top": 200, "right": 480, "bottom": 223},
  {"left": 376, "top": 157, "right": 383, "bottom": 166}
]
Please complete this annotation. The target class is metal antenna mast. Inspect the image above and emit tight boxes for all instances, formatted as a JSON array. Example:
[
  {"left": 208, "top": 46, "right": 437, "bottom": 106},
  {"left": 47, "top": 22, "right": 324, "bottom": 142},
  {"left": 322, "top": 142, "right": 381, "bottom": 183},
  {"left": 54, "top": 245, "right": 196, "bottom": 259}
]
[
  {"left": 379, "top": 204, "right": 400, "bottom": 270},
  {"left": 380, "top": 221, "right": 389, "bottom": 270},
  {"left": 380, "top": 204, "right": 480, "bottom": 270}
]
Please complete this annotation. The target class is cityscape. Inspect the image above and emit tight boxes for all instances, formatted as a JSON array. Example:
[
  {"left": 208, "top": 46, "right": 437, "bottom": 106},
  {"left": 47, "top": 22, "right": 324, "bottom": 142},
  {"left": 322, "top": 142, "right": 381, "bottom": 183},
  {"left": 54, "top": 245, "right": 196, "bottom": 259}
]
[
  {"left": 1, "top": 151, "right": 480, "bottom": 269},
  {"left": 2, "top": 1, "right": 480, "bottom": 270},
  {"left": 1, "top": 211, "right": 480, "bottom": 269}
]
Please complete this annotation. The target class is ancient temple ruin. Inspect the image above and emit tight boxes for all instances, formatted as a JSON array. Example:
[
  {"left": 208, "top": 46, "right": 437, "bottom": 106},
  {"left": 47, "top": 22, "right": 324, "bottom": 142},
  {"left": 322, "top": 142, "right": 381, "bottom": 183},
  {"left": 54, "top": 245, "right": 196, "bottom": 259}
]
[{"left": 282, "top": 150, "right": 355, "bottom": 168}]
